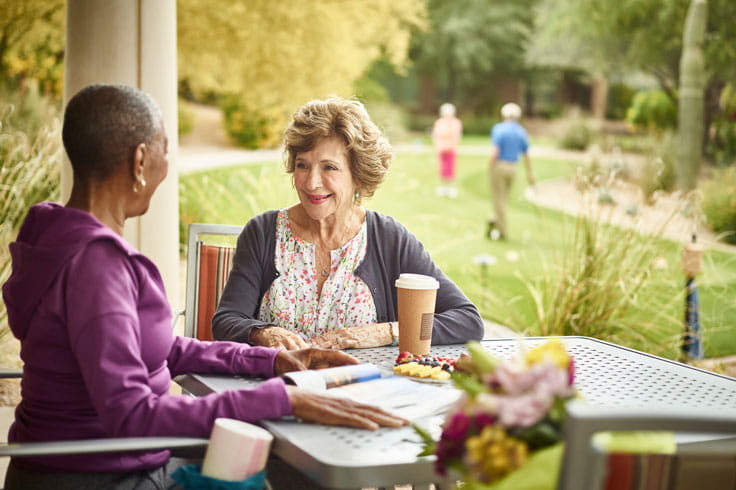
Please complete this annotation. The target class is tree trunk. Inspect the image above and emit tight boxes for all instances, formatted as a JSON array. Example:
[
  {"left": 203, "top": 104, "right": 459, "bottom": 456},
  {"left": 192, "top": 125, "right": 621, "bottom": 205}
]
[
  {"left": 418, "top": 72, "right": 436, "bottom": 115},
  {"left": 590, "top": 72, "right": 609, "bottom": 121}
]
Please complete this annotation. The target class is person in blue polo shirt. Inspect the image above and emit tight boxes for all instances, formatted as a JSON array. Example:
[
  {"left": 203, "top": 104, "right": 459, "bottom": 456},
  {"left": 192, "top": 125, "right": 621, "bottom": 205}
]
[{"left": 487, "top": 102, "right": 535, "bottom": 240}]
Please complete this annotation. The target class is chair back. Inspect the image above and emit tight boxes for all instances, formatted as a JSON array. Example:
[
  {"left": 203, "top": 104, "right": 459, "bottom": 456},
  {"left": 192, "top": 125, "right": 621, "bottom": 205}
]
[
  {"left": 183, "top": 223, "right": 242, "bottom": 340},
  {"left": 558, "top": 401, "right": 736, "bottom": 490}
]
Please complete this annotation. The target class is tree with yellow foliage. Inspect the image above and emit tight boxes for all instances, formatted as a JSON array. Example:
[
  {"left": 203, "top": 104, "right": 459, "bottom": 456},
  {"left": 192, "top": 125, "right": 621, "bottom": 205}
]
[
  {"left": 178, "top": 0, "right": 427, "bottom": 147},
  {"left": 0, "top": 0, "right": 64, "bottom": 96}
]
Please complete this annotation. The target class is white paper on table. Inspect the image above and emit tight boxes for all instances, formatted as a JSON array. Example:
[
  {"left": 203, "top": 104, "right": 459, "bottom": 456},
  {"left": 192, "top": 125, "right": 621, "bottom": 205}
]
[{"left": 327, "top": 376, "right": 462, "bottom": 421}]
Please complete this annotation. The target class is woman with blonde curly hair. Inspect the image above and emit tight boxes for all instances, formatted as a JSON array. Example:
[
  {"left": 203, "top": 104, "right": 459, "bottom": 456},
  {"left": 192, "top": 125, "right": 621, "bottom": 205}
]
[{"left": 213, "top": 97, "right": 484, "bottom": 350}]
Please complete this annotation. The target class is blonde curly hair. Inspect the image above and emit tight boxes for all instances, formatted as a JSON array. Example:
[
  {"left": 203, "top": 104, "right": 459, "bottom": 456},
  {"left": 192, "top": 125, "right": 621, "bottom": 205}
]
[{"left": 283, "top": 97, "right": 392, "bottom": 203}]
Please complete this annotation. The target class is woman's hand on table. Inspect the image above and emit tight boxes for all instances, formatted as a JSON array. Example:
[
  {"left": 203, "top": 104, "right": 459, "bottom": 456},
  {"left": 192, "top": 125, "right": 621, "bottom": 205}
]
[
  {"left": 311, "top": 323, "right": 393, "bottom": 350},
  {"left": 274, "top": 347, "right": 360, "bottom": 374},
  {"left": 285, "top": 385, "right": 408, "bottom": 430},
  {"left": 251, "top": 326, "right": 309, "bottom": 350}
]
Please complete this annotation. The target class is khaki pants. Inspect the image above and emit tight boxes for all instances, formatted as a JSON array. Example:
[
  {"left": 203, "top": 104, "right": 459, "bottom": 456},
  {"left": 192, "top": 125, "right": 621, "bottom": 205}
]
[{"left": 489, "top": 161, "right": 518, "bottom": 238}]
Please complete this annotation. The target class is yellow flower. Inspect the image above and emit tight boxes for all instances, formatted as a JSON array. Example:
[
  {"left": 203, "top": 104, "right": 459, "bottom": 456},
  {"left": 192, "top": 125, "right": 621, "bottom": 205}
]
[
  {"left": 465, "top": 426, "right": 528, "bottom": 483},
  {"left": 525, "top": 339, "right": 570, "bottom": 369}
]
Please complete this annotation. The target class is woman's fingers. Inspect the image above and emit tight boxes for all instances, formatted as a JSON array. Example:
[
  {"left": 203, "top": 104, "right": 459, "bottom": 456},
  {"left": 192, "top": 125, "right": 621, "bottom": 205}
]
[
  {"left": 286, "top": 386, "right": 408, "bottom": 430},
  {"left": 274, "top": 348, "right": 361, "bottom": 375},
  {"left": 254, "top": 327, "right": 309, "bottom": 350},
  {"left": 284, "top": 334, "right": 309, "bottom": 350},
  {"left": 334, "top": 400, "right": 408, "bottom": 428},
  {"left": 299, "top": 348, "right": 359, "bottom": 369},
  {"left": 273, "top": 351, "right": 307, "bottom": 374}
]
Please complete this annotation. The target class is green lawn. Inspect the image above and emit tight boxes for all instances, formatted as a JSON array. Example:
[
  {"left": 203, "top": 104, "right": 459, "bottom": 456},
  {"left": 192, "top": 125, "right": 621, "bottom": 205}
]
[{"left": 180, "top": 146, "right": 736, "bottom": 360}]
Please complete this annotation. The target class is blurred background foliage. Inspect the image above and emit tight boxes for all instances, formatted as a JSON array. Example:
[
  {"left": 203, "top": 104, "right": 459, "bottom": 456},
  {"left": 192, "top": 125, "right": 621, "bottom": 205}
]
[
  {"left": 1, "top": 0, "right": 65, "bottom": 97},
  {"left": 3, "top": 0, "right": 736, "bottom": 165},
  {"left": 0, "top": 82, "right": 61, "bottom": 352},
  {"left": 177, "top": 0, "right": 428, "bottom": 148}
]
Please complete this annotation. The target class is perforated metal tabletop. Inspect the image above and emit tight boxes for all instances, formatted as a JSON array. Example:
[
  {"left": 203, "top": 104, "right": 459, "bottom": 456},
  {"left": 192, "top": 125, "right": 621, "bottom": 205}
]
[{"left": 180, "top": 337, "right": 736, "bottom": 489}]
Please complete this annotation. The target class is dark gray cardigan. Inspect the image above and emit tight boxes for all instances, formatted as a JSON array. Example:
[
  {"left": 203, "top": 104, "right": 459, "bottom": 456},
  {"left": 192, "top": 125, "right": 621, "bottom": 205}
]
[{"left": 212, "top": 209, "right": 484, "bottom": 345}]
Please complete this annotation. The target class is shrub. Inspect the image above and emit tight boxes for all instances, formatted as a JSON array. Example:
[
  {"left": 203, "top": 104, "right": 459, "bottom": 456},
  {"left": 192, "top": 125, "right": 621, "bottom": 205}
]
[
  {"left": 219, "top": 94, "right": 284, "bottom": 149},
  {"left": 701, "top": 166, "right": 736, "bottom": 244},
  {"left": 606, "top": 83, "right": 636, "bottom": 120},
  {"left": 178, "top": 99, "right": 194, "bottom": 137},
  {"left": 711, "top": 119, "right": 736, "bottom": 166},
  {"left": 462, "top": 115, "right": 498, "bottom": 136},
  {"left": 626, "top": 90, "right": 677, "bottom": 132},
  {"left": 559, "top": 111, "right": 593, "bottom": 151},
  {"left": 710, "top": 83, "right": 736, "bottom": 166},
  {"left": 353, "top": 76, "right": 391, "bottom": 104},
  {"left": 639, "top": 131, "right": 678, "bottom": 202},
  {"left": 0, "top": 85, "right": 62, "bottom": 349},
  {"left": 406, "top": 112, "right": 435, "bottom": 134},
  {"left": 363, "top": 101, "right": 410, "bottom": 144},
  {"left": 480, "top": 181, "right": 683, "bottom": 358}
]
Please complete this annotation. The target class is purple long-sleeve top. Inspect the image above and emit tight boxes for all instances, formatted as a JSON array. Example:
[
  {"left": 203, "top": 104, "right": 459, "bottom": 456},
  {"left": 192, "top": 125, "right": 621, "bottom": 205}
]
[{"left": 1, "top": 202, "right": 292, "bottom": 473}]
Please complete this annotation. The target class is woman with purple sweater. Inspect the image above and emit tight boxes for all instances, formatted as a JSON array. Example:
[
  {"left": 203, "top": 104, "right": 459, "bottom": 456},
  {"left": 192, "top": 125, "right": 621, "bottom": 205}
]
[{"left": 1, "top": 85, "right": 405, "bottom": 489}]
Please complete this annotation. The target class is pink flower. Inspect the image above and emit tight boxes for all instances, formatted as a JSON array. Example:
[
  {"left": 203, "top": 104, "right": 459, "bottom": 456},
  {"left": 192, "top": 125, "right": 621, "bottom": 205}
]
[
  {"left": 475, "top": 392, "right": 550, "bottom": 427},
  {"left": 491, "top": 361, "right": 572, "bottom": 398},
  {"left": 471, "top": 362, "right": 573, "bottom": 428}
]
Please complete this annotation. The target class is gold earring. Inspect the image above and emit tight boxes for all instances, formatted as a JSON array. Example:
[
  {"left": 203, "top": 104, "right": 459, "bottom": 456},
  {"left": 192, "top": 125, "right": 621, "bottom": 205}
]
[{"left": 133, "top": 177, "right": 147, "bottom": 193}]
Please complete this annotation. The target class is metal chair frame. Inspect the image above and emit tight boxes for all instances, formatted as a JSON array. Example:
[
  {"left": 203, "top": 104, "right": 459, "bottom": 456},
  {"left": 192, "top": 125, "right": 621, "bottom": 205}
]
[
  {"left": 182, "top": 223, "right": 242, "bottom": 339},
  {"left": 558, "top": 400, "right": 736, "bottom": 490}
]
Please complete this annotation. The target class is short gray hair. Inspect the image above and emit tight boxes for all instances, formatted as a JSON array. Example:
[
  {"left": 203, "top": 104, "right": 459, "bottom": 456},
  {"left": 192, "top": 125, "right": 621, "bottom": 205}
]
[
  {"left": 439, "top": 103, "right": 456, "bottom": 117},
  {"left": 62, "top": 84, "right": 162, "bottom": 182},
  {"left": 500, "top": 102, "right": 522, "bottom": 120}
]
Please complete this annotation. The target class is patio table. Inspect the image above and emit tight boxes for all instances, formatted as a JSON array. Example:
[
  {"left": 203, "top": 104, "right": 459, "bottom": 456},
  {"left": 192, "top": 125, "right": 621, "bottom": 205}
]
[{"left": 177, "top": 336, "right": 736, "bottom": 489}]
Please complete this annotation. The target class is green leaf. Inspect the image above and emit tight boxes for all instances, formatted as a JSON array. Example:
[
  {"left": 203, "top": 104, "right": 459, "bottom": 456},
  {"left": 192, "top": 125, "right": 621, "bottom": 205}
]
[
  {"left": 467, "top": 341, "right": 499, "bottom": 374},
  {"left": 451, "top": 371, "right": 487, "bottom": 398},
  {"left": 412, "top": 423, "right": 437, "bottom": 456},
  {"left": 513, "top": 419, "right": 562, "bottom": 450}
]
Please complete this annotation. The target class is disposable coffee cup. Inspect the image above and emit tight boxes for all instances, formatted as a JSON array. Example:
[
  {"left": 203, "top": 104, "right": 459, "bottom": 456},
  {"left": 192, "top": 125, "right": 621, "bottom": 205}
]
[
  {"left": 395, "top": 273, "right": 440, "bottom": 356},
  {"left": 201, "top": 418, "right": 273, "bottom": 481}
]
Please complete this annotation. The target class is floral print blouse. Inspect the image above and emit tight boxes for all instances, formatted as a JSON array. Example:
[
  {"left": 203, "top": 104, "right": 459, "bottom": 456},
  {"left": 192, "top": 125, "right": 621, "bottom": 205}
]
[{"left": 258, "top": 209, "right": 377, "bottom": 340}]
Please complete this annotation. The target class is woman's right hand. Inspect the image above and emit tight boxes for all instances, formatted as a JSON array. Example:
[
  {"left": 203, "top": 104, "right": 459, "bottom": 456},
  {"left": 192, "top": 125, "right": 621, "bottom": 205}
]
[
  {"left": 250, "top": 326, "right": 309, "bottom": 349},
  {"left": 285, "top": 385, "right": 408, "bottom": 430}
]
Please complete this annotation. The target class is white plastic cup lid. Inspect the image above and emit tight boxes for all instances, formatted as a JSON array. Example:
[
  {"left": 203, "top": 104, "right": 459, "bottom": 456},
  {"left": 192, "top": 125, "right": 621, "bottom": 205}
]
[{"left": 395, "top": 273, "right": 440, "bottom": 290}]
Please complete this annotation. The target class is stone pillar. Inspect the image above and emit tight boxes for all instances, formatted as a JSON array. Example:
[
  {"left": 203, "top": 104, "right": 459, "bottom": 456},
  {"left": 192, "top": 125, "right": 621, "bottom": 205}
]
[{"left": 63, "top": 0, "right": 180, "bottom": 307}]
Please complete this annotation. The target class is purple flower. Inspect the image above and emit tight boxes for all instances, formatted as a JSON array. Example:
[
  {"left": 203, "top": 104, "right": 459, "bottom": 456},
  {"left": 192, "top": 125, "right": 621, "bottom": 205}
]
[
  {"left": 434, "top": 411, "right": 471, "bottom": 475},
  {"left": 444, "top": 410, "right": 471, "bottom": 441},
  {"left": 434, "top": 408, "right": 501, "bottom": 476},
  {"left": 568, "top": 357, "right": 576, "bottom": 386},
  {"left": 473, "top": 412, "right": 496, "bottom": 430}
]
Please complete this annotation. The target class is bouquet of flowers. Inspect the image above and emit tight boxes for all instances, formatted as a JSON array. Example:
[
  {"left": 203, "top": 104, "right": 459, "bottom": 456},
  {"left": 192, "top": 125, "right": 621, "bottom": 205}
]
[{"left": 415, "top": 339, "right": 576, "bottom": 488}]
